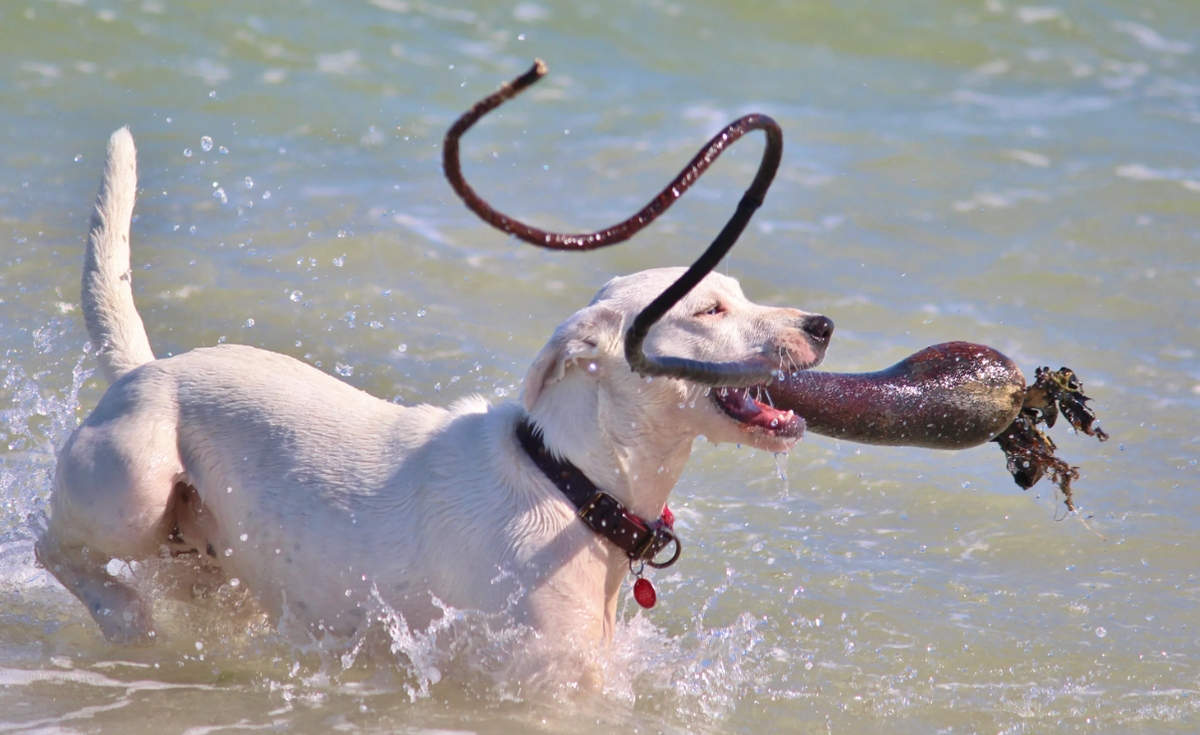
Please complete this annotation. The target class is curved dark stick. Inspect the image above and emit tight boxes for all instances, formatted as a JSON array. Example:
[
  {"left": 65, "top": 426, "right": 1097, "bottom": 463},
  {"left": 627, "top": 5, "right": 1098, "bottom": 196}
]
[
  {"left": 624, "top": 114, "right": 781, "bottom": 387},
  {"left": 445, "top": 60, "right": 779, "bottom": 254},
  {"left": 443, "top": 61, "right": 784, "bottom": 387}
]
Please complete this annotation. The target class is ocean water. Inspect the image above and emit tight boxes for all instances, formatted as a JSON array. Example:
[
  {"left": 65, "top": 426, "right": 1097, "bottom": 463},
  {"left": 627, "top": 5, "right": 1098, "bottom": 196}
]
[{"left": 1, "top": 0, "right": 1198, "bottom": 732}]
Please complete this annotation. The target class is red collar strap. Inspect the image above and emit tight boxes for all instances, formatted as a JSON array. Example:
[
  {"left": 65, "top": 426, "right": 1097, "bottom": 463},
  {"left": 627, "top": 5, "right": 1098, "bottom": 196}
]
[{"left": 515, "top": 419, "right": 681, "bottom": 570}]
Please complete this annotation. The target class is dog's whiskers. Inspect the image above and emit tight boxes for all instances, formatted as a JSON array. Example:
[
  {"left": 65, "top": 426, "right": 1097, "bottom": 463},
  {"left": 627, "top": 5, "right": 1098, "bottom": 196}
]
[{"left": 783, "top": 347, "right": 802, "bottom": 374}]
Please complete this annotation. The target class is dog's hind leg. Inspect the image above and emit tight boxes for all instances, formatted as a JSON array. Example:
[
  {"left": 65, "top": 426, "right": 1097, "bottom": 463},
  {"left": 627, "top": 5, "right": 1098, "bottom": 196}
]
[
  {"left": 38, "top": 128, "right": 174, "bottom": 643},
  {"left": 35, "top": 533, "right": 157, "bottom": 643},
  {"left": 37, "top": 391, "right": 185, "bottom": 643}
]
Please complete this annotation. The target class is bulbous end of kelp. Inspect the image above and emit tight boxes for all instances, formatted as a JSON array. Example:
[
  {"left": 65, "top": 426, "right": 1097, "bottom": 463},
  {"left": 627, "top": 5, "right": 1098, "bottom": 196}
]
[
  {"left": 770, "top": 342, "right": 1026, "bottom": 449},
  {"left": 991, "top": 366, "right": 1109, "bottom": 513}
]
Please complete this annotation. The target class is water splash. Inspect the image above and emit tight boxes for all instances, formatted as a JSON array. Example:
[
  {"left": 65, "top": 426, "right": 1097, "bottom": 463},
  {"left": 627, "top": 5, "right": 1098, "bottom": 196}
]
[
  {"left": 0, "top": 321, "right": 93, "bottom": 537},
  {"left": 773, "top": 451, "right": 789, "bottom": 497},
  {"left": 0, "top": 319, "right": 98, "bottom": 661}
]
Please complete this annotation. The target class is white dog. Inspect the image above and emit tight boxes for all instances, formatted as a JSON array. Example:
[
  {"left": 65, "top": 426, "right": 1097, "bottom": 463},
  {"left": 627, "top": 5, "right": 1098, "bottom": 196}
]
[{"left": 37, "top": 128, "right": 833, "bottom": 657}]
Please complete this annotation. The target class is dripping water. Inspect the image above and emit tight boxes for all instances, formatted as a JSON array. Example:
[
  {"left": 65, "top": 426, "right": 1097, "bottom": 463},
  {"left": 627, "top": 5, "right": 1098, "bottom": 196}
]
[{"left": 773, "top": 451, "right": 789, "bottom": 497}]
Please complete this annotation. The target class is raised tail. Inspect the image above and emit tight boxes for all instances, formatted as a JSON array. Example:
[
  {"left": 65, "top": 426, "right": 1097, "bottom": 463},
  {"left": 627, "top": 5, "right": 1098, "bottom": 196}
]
[{"left": 82, "top": 127, "right": 155, "bottom": 384}]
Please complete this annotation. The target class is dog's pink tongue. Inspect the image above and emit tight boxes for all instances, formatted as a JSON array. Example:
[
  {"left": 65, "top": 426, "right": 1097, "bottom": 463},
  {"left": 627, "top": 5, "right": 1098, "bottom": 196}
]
[
  {"left": 717, "top": 388, "right": 760, "bottom": 418},
  {"left": 771, "top": 342, "right": 1025, "bottom": 449},
  {"left": 719, "top": 388, "right": 805, "bottom": 436}
]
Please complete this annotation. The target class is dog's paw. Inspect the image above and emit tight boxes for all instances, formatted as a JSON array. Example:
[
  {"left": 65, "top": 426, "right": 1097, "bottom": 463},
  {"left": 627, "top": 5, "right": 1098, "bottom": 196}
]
[{"left": 88, "top": 584, "right": 156, "bottom": 645}]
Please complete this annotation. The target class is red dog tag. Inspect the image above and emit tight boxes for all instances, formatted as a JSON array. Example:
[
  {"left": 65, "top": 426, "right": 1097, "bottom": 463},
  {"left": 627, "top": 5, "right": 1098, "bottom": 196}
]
[{"left": 633, "top": 577, "right": 657, "bottom": 609}]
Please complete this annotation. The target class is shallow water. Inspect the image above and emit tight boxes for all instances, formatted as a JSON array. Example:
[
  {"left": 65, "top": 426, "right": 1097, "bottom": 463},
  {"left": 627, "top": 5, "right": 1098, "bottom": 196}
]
[{"left": 1, "top": 0, "right": 1198, "bottom": 732}]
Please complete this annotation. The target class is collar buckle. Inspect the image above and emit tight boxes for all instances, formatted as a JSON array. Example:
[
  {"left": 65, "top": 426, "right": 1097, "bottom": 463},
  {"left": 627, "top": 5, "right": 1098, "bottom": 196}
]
[{"left": 578, "top": 490, "right": 681, "bottom": 569}]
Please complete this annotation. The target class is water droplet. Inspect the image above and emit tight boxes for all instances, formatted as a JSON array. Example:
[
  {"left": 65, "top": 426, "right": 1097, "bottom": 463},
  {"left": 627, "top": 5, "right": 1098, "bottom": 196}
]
[
  {"left": 336, "top": 362, "right": 354, "bottom": 377},
  {"left": 183, "top": 148, "right": 193, "bottom": 157},
  {"left": 416, "top": 309, "right": 427, "bottom": 317},
  {"left": 398, "top": 343, "right": 408, "bottom": 353},
  {"left": 332, "top": 256, "right": 344, "bottom": 267},
  {"left": 1095, "top": 627, "right": 1107, "bottom": 638},
  {"left": 200, "top": 136, "right": 213, "bottom": 152},
  {"left": 244, "top": 176, "right": 254, "bottom": 189},
  {"left": 74, "top": 154, "right": 83, "bottom": 162},
  {"left": 244, "top": 318, "right": 255, "bottom": 328},
  {"left": 218, "top": 146, "right": 228, "bottom": 154},
  {"left": 223, "top": 548, "right": 233, "bottom": 557},
  {"left": 290, "top": 290, "right": 303, "bottom": 302},
  {"left": 337, "top": 230, "right": 347, "bottom": 238},
  {"left": 230, "top": 577, "right": 240, "bottom": 587},
  {"left": 239, "top": 533, "right": 248, "bottom": 542},
  {"left": 262, "top": 190, "right": 271, "bottom": 200},
  {"left": 214, "top": 187, "right": 227, "bottom": 204},
  {"left": 368, "top": 320, "right": 383, "bottom": 330}
]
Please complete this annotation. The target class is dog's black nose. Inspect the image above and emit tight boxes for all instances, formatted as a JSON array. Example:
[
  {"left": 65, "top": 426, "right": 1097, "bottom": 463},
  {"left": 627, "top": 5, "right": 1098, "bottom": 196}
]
[{"left": 801, "top": 314, "right": 834, "bottom": 344}]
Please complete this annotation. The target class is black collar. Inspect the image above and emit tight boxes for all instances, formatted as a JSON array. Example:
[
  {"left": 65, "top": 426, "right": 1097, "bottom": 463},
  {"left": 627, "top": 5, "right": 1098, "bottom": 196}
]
[{"left": 515, "top": 418, "right": 681, "bottom": 569}]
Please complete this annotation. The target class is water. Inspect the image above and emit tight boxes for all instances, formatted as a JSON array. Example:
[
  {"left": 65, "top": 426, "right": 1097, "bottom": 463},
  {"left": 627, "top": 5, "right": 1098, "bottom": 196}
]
[{"left": 1, "top": 0, "right": 1198, "bottom": 731}]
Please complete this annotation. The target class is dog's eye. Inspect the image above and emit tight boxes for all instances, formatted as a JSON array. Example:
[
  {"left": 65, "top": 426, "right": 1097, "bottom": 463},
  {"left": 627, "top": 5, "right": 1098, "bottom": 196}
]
[{"left": 696, "top": 304, "right": 725, "bottom": 317}]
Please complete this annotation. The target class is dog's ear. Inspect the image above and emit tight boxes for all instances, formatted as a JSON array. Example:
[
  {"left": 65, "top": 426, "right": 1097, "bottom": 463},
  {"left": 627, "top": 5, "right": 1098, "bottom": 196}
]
[{"left": 523, "top": 304, "right": 623, "bottom": 411}]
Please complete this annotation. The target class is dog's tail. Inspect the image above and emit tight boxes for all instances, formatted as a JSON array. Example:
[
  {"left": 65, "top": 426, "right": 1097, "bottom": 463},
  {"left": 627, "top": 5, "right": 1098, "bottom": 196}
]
[{"left": 82, "top": 127, "right": 156, "bottom": 385}]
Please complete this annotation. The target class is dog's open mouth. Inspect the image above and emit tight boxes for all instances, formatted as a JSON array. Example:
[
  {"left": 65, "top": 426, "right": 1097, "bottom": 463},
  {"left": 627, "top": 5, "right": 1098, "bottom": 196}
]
[{"left": 713, "top": 386, "right": 805, "bottom": 439}]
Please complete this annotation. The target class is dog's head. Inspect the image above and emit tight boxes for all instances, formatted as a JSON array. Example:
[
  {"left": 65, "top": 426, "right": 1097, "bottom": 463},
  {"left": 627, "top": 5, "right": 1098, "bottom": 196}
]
[{"left": 523, "top": 268, "right": 832, "bottom": 456}]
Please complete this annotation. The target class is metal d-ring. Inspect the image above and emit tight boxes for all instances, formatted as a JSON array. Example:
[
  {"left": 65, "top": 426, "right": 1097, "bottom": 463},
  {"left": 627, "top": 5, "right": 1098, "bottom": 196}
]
[{"left": 647, "top": 529, "right": 681, "bottom": 569}]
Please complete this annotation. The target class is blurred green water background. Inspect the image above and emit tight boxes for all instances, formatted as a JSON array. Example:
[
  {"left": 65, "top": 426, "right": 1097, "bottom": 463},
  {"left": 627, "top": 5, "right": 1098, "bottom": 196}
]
[{"left": 1, "top": 0, "right": 1198, "bottom": 732}]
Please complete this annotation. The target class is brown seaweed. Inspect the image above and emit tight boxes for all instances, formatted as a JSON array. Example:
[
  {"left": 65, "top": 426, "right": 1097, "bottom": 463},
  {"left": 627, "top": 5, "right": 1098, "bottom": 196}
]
[{"left": 991, "top": 367, "right": 1109, "bottom": 513}]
